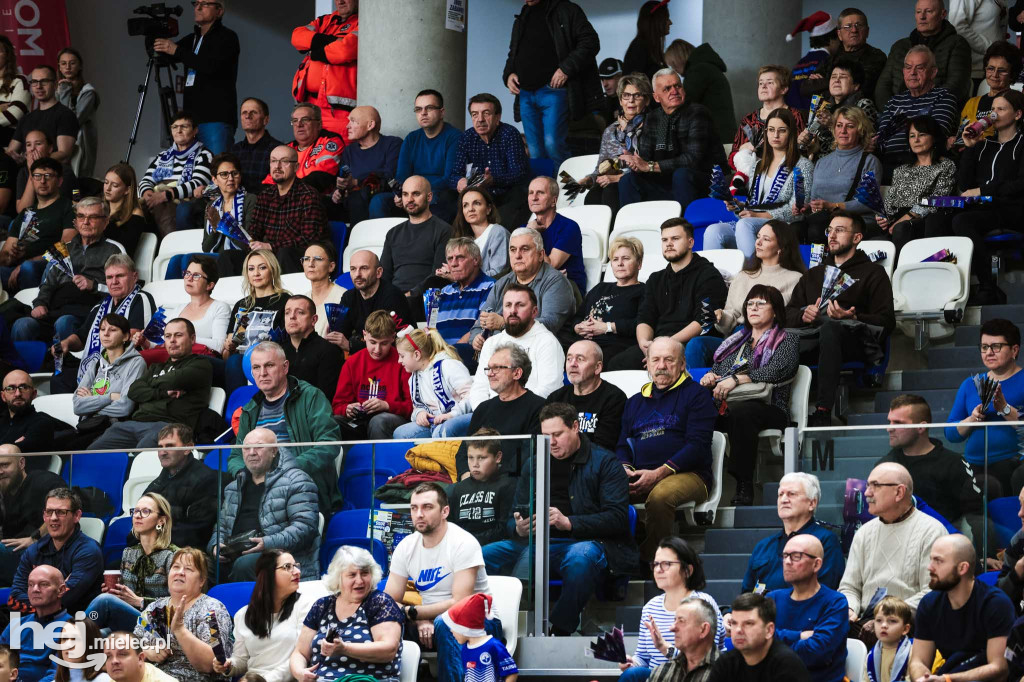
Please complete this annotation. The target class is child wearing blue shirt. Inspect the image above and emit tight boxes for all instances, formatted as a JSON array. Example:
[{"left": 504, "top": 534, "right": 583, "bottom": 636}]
[
  {"left": 442, "top": 593, "right": 518, "bottom": 682},
  {"left": 864, "top": 596, "right": 913, "bottom": 682}
]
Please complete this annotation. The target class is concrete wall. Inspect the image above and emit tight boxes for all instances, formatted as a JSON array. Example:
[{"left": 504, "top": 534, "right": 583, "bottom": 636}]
[
  {"left": 799, "top": 0, "right": 916, "bottom": 59},
  {"left": 65, "top": 1, "right": 312, "bottom": 180}
]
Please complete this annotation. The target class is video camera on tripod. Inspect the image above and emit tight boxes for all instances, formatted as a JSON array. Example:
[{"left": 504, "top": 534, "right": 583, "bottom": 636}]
[
  {"left": 128, "top": 3, "right": 183, "bottom": 41},
  {"left": 124, "top": 3, "right": 184, "bottom": 162}
]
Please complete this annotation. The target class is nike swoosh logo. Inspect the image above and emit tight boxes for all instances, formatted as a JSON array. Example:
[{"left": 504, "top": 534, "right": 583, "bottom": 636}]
[{"left": 416, "top": 572, "right": 452, "bottom": 591}]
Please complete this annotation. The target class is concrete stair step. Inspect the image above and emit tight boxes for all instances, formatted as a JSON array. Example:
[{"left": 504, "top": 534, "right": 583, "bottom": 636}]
[
  {"left": 732, "top": 506, "right": 783, "bottom": 528},
  {"left": 874, "top": 388, "right": 959, "bottom": 413},
  {"left": 953, "top": 326, "right": 982, "bottom": 346},
  {"left": 704, "top": 579, "right": 744, "bottom": 608},
  {"left": 703, "top": 527, "right": 778, "bottom": 553},
  {"left": 978, "top": 304, "right": 1024, "bottom": 323},
  {"left": 901, "top": 367, "right": 981, "bottom": 390},
  {"left": 700, "top": 554, "right": 754, "bottom": 580},
  {"left": 929, "top": 346, "right": 992, "bottom": 368}
]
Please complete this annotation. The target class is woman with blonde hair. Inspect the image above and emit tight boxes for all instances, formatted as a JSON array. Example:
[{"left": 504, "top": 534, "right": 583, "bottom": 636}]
[
  {"left": 86, "top": 492, "right": 177, "bottom": 632},
  {"left": 393, "top": 327, "right": 473, "bottom": 439},
  {"left": 103, "top": 163, "right": 148, "bottom": 256}
]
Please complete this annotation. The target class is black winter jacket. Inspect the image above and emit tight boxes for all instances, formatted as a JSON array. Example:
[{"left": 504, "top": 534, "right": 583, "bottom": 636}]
[
  {"left": 785, "top": 249, "right": 896, "bottom": 334},
  {"left": 638, "top": 253, "right": 728, "bottom": 338}
]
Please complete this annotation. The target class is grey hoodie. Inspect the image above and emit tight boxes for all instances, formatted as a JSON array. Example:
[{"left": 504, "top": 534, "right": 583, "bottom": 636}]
[{"left": 73, "top": 345, "right": 147, "bottom": 420}]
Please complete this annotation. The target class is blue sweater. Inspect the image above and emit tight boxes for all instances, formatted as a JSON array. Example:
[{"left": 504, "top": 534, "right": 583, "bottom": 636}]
[
  {"left": 11, "top": 527, "right": 104, "bottom": 615},
  {"left": 615, "top": 374, "right": 717, "bottom": 490},
  {"left": 540, "top": 213, "right": 586, "bottom": 296},
  {"left": 768, "top": 585, "right": 849, "bottom": 682},
  {"left": 742, "top": 518, "right": 845, "bottom": 593},
  {"left": 944, "top": 370, "right": 1024, "bottom": 465},
  {"left": 1, "top": 608, "right": 71, "bottom": 682},
  {"left": 396, "top": 123, "right": 462, "bottom": 193},
  {"left": 340, "top": 134, "right": 403, "bottom": 182}
]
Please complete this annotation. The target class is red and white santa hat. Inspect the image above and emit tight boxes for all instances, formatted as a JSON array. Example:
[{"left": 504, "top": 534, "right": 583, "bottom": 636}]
[
  {"left": 441, "top": 593, "right": 494, "bottom": 638},
  {"left": 786, "top": 11, "right": 837, "bottom": 42}
]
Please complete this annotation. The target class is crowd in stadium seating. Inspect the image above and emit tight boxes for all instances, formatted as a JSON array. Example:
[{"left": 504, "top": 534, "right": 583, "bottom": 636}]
[{"left": 2, "top": 0, "right": 1024, "bottom": 679}]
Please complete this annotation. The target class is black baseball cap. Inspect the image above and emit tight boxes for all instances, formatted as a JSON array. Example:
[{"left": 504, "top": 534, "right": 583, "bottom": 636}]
[{"left": 599, "top": 58, "right": 623, "bottom": 78}]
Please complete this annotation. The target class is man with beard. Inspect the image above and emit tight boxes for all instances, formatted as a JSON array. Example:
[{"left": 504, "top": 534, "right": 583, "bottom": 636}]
[
  {"left": 615, "top": 337, "right": 717, "bottom": 563},
  {"left": 336, "top": 249, "right": 413, "bottom": 354},
  {"left": 785, "top": 211, "right": 895, "bottom": 427},
  {"left": 379, "top": 175, "right": 452, "bottom": 306},
  {"left": 0, "top": 444, "right": 64, "bottom": 583},
  {"left": 606, "top": 218, "right": 727, "bottom": 371},
  {"left": 0, "top": 370, "right": 56, "bottom": 470},
  {"left": 766, "top": 535, "right": 849, "bottom": 681},
  {"left": 384, "top": 482, "right": 497, "bottom": 682},
  {"left": 909, "top": 535, "right": 1013, "bottom": 681}
]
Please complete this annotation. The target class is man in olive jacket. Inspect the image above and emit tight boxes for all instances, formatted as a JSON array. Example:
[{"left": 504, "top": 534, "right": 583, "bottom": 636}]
[
  {"left": 88, "top": 318, "right": 211, "bottom": 450},
  {"left": 231, "top": 341, "right": 343, "bottom": 514}
]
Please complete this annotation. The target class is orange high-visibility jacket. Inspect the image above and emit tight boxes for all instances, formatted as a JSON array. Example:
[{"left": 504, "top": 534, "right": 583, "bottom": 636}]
[{"left": 291, "top": 12, "right": 358, "bottom": 111}]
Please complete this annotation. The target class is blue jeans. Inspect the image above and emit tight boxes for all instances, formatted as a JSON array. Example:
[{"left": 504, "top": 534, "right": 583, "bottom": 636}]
[
  {"left": 618, "top": 167, "right": 702, "bottom": 211},
  {"left": 12, "top": 313, "right": 81, "bottom": 342},
  {"left": 197, "top": 122, "right": 235, "bottom": 155},
  {"left": 432, "top": 613, "right": 504, "bottom": 682},
  {"left": 393, "top": 419, "right": 470, "bottom": 440},
  {"left": 435, "top": 413, "right": 473, "bottom": 438},
  {"left": 519, "top": 86, "right": 571, "bottom": 172},
  {"left": 483, "top": 538, "right": 607, "bottom": 633},
  {"left": 702, "top": 217, "right": 768, "bottom": 258},
  {"left": 684, "top": 335, "right": 722, "bottom": 370},
  {"left": 0, "top": 259, "right": 47, "bottom": 293},
  {"left": 86, "top": 593, "right": 142, "bottom": 632}
]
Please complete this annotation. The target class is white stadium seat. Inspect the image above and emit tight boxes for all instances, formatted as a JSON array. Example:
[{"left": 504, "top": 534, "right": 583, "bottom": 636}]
[
  {"left": 342, "top": 218, "right": 404, "bottom": 275},
  {"left": 699, "top": 248, "right": 745, "bottom": 280},
  {"left": 858, "top": 240, "right": 896, "bottom": 279},
  {"left": 151, "top": 229, "right": 205, "bottom": 282},
  {"left": 893, "top": 236, "right": 974, "bottom": 347},
  {"left": 612, "top": 200, "right": 681, "bottom": 235},
  {"left": 556, "top": 154, "right": 598, "bottom": 208}
]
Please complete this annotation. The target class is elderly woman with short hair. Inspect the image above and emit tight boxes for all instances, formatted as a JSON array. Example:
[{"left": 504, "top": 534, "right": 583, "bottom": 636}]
[
  {"left": 583, "top": 73, "right": 652, "bottom": 213},
  {"left": 290, "top": 545, "right": 404, "bottom": 681}
]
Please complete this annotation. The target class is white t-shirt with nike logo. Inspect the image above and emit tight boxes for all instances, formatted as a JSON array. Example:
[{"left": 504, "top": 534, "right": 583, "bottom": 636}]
[{"left": 390, "top": 521, "right": 490, "bottom": 605}]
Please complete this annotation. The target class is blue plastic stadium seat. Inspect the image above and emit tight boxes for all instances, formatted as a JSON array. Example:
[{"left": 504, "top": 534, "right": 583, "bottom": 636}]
[
  {"left": 988, "top": 496, "right": 1021, "bottom": 547},
  {"left": 64, "top": 452, "right": 129, "bottom": 521},
  {"left": 529, "top": 158, "right": 555, "bottom": 179},
  {"left": 329, "top": 220, "right": 348, "bottom": 255},
  {"left": 320, "top": 536, "right": 389, "bottom": 574},
  {"left": 342, "top": 443, "right": 410, "bottom": 476},
  {"left": 340, "top": 467, "right": 398, "bottom": 509},
  {"left": 103, "top": 517, "right": 133, "bottom": 569},
  {"left": 683, "top": 198, "right": 735, "bottom": 229},
  {"left": 225, "top": 385, "right": 259, "bottom": 426},
  {"left": 208, "top": 581, "right": 255, "bottom": 616},
  {"left": 13, "top": 341, "right": 47, "bottom": 373}
]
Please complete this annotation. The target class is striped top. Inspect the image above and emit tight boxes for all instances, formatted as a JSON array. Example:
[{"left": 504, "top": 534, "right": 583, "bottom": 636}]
[
  {"left": 138, "top": 141, "right": 214, "bottom": 200},
  {"left": 631, "top": 591, "right": 725, "bottom": 669},
  {"left": 436, "top": 271, "right": 495, "bottom": 344},
  {"left": 0, "top": 76, "right": 29, "bottom": 131},
  {"left": 877, "top": 86, "right": 959, "bottom": 157}
]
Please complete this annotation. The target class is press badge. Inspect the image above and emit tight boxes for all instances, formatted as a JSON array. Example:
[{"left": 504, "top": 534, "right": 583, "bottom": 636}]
[{"left": 186, "top": 69, "right": 196, "bottom": 87}]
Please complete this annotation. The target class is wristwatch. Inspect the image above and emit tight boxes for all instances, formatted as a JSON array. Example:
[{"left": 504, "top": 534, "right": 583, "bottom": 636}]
[
  {"left": 405, "top": 605, "right": 418, "bottom": 620},
  {"left": 606, "top": 322, "right": 613, "bottom": 334},
  {"left": 647, "top": 161, "right": 655, "bottom": 173},
  {"left": 1002, "top": 403, "right": 1013, "bottom": 416}
]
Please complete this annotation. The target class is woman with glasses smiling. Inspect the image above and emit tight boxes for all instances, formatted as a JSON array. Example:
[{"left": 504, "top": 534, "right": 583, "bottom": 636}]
[
  {"left": 946, "top": 318, "right": 1024, "bottom": 495},
  {"left": 619, "top": 537, "right": 724, "bottom": 682},
  {"left": 85, "top": 492, "right": 177, "bottom": 633},
  {"left": 213, "top": 550, "right": 319, "bottom": 682},
  {"left": 300, "top": 241, "right": 346, "bottom": 341},
  {"left": 957, "top": 41, "right": 1022, "bottom": 146},
  {"left": 199, "top": 153, "right": 255, "bottom": 277}
]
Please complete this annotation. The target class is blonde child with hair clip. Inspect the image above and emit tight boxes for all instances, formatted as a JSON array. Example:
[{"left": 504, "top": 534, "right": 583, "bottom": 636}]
[{"left": 393, "top": 327, "right": 474, "bottom": 439}]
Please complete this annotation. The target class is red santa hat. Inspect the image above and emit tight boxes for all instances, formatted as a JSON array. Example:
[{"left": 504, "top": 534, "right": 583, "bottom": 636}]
[
  {"left": 441, "top": 593, "right": 494, "bottom": 638},
  {"left": 786, "top": 11, "right": 836, "bottom": 42}
]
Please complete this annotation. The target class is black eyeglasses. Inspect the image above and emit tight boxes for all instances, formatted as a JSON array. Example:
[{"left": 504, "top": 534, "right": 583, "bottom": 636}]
[
  {"left": 650, "top": 560, "right": 681, "bottom": 571},
  {"left": 130, "top": 507, "right": 155, "bottom": 518},
  {"left": 980, "top": 343, "right": 1010, "bottom": 353},
  {"left": 2, "top": 384, "right": 33, "bottom": 394},
  {"left": 781, "top": 551, "right": 819, "bottom": 562},
  {"left": 28, "top": 79, "right": 55, "bottom": 86}
]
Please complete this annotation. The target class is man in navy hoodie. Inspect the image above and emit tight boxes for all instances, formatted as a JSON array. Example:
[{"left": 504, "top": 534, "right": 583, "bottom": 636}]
[{"left": 615, "top": 336, "right": 717, "bottom": 562}]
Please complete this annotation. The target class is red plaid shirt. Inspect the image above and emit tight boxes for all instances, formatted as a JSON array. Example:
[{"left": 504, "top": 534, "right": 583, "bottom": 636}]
[{"left": 250, "top": 179, "right": 327, "bottom": 248}]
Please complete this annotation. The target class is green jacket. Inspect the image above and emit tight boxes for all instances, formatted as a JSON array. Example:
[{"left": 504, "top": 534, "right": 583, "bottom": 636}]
[
  {"left": 126, "top": 354, "right": 212, "bottom": 428},
  {"left": 233, "top": 376, "right": 342, "bottom": 514},
  {"left": 682, "top": 43, "right": 736, "bottom": 145},
  {"left": 875, "top": 19, "right": 972, "bottom": 108}
]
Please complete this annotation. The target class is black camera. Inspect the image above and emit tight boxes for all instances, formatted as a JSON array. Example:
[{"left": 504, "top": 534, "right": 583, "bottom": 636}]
[{"left": 127, "top": 3, "right": 183, "bottom": 40}]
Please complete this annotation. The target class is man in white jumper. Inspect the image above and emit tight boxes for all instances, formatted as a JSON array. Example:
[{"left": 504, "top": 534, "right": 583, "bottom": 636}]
[{"left": 839, "top": 462, "right": 947, "bottom": 636}]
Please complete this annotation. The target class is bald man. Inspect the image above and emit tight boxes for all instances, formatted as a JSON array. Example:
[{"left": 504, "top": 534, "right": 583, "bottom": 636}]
[
  {"left": 840, "top": 463, "right": 948, "bottom": 633},
  {"left": 209, "top": 427, "right": 321, "bottom": 581},
  {"left": 767, "top": 535, "right": 849, "bottom": 682},
  {"left": 0, "top": 564, "right": 71, "bottom": 682},
  {"left": 246, "top": 144, "right": 327, "bottom": 275},
  {"left": 332, "top": 105, "right": 402, "bottom": 226},
  {"left": 0, "top": 369, "right": 56, "bottom": 471},
  {"left": 910, "top": 535, "right": 1014, "bottom": 681},
  {"left": 379, "top": 175, "right": 453, "bottom": 309},
  {"left": 0, "top": 444, "right": 64, "bottom": 583},
  {"left": 337, "top": 249, "right": 414, "bottom": 354},
  {"left": 547, "top": 340, "right": 627, "bottom": 451}
]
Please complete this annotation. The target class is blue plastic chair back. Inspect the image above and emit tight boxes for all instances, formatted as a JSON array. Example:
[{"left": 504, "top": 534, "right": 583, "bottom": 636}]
[
  {"left": 683, "top": 197, "right": 735, "bottom": 229},
  {"left": 329, "top": 221, "right": 348, "bottom": 256},
  {"left": 0, "top": 588, "right": 9, "bottom": 605},
  {"left": 326, "top": 508, "right": 376, "bottom": 539},
  {"left": 340, "top": 467, "right": 398, "bottom": 509},
  {"left": 335, "top": 271, "right": 353, "bottom": 288},
  {"left": 988, "top": 496, "right": 1021, "bottom": 547},
  {"left": 64, "top": 452, "right": 129, "bottom": 521},
  {"left": 13, "top": 341, "right": 47, "bottom": 373},
  {"left": 799, "top": 244, "right": 813, "bottom": 267},
  {"left": 629, "top": 506, "right": 637, "bottom": 537},
  {"left": 320, "top": 536, "right": 389, "bottom": 574},
  {"left": 341, "top": 444, "right": 409, "bottom": 477},
  {"left": 103, "top": 517, "right": 133, "bottom": 568},
  {"left": 208, "top": 581, "right": 255, "bottom": 616},
  {"left": 225, "top": 385, "right": 259, "bottom": 424},
  {"left": 977, "top": 571, "right": 1000, "bottom": 586},
  {"left": 204, "top": 449, "right": 233, "bottom": 472}
]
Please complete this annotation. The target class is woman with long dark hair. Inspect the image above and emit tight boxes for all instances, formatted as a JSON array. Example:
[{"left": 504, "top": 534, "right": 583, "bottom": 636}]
[
  {"left": 0, "top": 36, "right": 28, "bottom": 150},
  {"left": 702, "top": 284, "right": 799, "bottom": 506},
  {"left": 623, "top": 1, "right": 672, "bottom": 81},
  {"left": 213, "top": 550, "right": 317, "bottom": 682},
  {"left": 55, "top": 618, "right": 112, "bottom": 682},
  {"left": 56, "top": 47, "right": 100, "bottom": 177},
  {"left": 449, "top": 187, "right": 509, "bottom": 278}
]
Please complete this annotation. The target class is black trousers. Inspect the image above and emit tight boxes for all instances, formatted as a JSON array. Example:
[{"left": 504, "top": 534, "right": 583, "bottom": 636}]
[
  {"left": 717, "top": 401, "right": 789, "bottom": 483},
  {"left": 799, "top": 320, "right": 869, "bottom": 411},
  {"left": 583, "top": 179, "right": 621, "bottom": 214}
]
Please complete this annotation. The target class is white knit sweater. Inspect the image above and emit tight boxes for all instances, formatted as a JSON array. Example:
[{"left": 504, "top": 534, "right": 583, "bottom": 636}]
[{"left": 839, "top": 508, "right": 948, "bottom": 615}]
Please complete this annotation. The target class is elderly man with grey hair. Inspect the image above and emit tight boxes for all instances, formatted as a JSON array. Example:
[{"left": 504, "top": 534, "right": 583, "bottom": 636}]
[
  {"left": 617, "top": 67, "right": 726, "bottom": 210},
  {"left": 435, "top": 237, "right": 496, "bottom": 348},
  {"left": 645, "top": 595, "right": 721, "bottom": 682},
  {"left": 546, "top": 339, "right": 626, "bottom": 452},
  {"left": 469, "top": 226, "right": 576, "bottom": 345},
  {"left": 210, "top": 427, "right": 321, "bottom": 582},
  {"left": 840, "top": 462, "right": 947, "bottom": 631},
  {"left": 11, "top": 195, "right": 123, "bottom": 344},
  {"left": 526, "top": 175, "right": 586, "bottom": 295},
  {"left": 742, "top": 472, "right": 845, "bottom": 594}
]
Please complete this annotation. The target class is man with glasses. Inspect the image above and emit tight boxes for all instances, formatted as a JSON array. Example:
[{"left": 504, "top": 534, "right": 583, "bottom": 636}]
[
  {"left": 0, "top": 370, "right": 56, "bottom": 471},
  {"left": 13, "top": 129, "right": 78, "bottom": 214},
  {"left": 875, "top": 0, "right": 972, "bottom": 107},
  {"left": 272, "top": 102, "right": 345, "bottom": 195},
  {"left": 4, "top": 65, "right": 78, "bottom": 166},
  {"left": 0, "top": 444, "right": 64, "bottom": 583},
  {"left": 230, "top": 97, "right": 281, "bottom": 193},
  {"left": 332, "top": 105, "right": 401, "bottom": 225},
  {"left": 153, "top": 0, "right": 240, "bottom": 154},
  {"left": 840, "top": 463, "right": 947, "bottom": 636},
  {"left": 785, "top": 211, "right": 895, "bottom": 428},
  {"left": 742, "top": 472, "right": 845, "bottom": 594},
  {"left": 138, "top": 111, "right": 214, "bottom": 237},
  {"left": 209, "top": 427, "right": 320, "bottom": 581},
  {"left": 11, "top": 196, "right": 121, "bottom": 345},
  {"left": 291, "top": 0, "right": 359, "bottom": 142},
  {"left": 370, "top": 89, "right": 461, "bottom": 221},
  {"left": 281, "top": 294, "right": 344, "bottom": 400},
  {"left": 249, "top": 144, "right": 327, "bottom": 274},
  {"left": 482, "top": 402, "right": 635, "bottom": 636},
  {"left": 766, "top": 535, "right": 849, "bottom": 682},
  {"left": 617, "top": 69, "right": 726, "bottom": 211},
  {"left": 0, "top": 157, "right": 74, "bottom": 292},
  {"left": 142, "top": 423, "right": 219, "bottom": 549},
  {"left": 802, "top": 8, "right": 888, "bottom": 106},
  {"left": 9, "top": 488, "right": 103, "bottom": 615}
]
